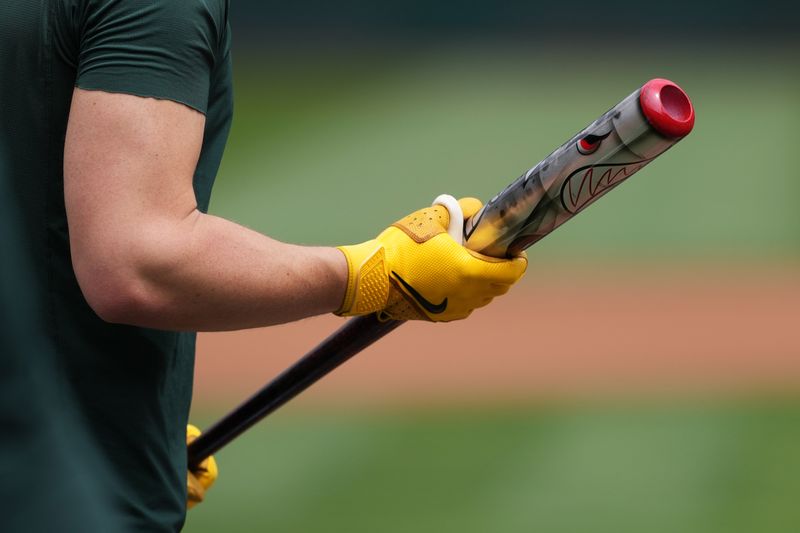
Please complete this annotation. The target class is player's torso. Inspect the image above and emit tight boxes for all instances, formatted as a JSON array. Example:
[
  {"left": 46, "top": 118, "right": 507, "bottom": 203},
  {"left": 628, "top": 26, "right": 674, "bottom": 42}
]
[{"left": 0, "top": 1, "right": 233, "bottom": 530}]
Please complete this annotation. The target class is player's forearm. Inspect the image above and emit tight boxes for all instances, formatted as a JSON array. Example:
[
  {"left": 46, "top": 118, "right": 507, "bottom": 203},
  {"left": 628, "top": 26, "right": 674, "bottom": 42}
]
[{"left": 79, "top": 210, "right": 348, "bottom": 331}]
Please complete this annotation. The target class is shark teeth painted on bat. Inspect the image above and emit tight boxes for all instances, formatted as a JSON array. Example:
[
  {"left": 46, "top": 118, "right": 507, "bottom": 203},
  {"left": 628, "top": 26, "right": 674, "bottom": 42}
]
[{"left": 560, "top": 158, "right": 653, "bottom": 215}]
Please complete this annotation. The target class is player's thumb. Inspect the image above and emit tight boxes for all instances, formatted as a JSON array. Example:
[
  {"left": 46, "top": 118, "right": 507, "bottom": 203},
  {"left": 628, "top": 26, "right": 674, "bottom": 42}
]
[{"left": 457, "top": 197, "right": 483, "bottom": 219}]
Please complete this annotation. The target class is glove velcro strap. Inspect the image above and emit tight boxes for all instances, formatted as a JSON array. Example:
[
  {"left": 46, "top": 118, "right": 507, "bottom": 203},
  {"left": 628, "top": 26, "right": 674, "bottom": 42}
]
[{"left": 336, "top": 240, "right": 390, "bottom": 316}]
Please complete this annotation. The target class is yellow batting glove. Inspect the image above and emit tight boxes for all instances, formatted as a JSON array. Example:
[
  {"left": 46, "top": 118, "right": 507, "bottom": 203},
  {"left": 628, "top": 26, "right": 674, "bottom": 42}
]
[
  {"left": 336, "top": 197, "right": 527, "bottom": 322},
  {"left": 186, "top": 424, "right": 218, "bottom": 509}
]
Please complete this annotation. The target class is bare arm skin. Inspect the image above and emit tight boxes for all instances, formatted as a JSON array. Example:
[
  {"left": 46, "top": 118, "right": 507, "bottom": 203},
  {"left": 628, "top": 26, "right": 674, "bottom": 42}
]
[{"left": 64, "top": 89, "right": 348, "bottom": 331}]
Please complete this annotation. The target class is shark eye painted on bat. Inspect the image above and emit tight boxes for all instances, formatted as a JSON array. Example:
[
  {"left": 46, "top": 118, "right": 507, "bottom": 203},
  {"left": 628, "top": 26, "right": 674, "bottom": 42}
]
[{"left": 576, "top": 130, "right": 612, "bottom": 155}]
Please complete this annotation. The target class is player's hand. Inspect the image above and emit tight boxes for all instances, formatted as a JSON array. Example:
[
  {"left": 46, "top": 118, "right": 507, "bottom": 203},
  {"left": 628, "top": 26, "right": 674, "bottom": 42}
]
[
  {"left": 186, "top": 424, "right": 218, "bottom": 509},
  {"left": 336, "top": 197, "right": 527, "bottom": 322}
]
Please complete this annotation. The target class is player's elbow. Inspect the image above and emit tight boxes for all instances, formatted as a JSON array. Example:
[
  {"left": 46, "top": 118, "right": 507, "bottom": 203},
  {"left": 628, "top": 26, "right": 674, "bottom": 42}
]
[
  {"left": 71, "top": 235, "right": 177, "bottom": 327},
  {"left": 75, "top": 262, "right": 165, "bottom": 326},
  {"left": 84, "top": 281, "right": 156, "bottom": 326}
]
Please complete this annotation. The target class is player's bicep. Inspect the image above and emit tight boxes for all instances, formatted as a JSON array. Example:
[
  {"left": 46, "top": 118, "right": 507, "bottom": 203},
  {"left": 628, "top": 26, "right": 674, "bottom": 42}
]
[
  {"left": 63, "top": 89, "right": 205, "bottom": 301},
  {"left": 64, "top": 88, "right": 204, "bottom": 225}
]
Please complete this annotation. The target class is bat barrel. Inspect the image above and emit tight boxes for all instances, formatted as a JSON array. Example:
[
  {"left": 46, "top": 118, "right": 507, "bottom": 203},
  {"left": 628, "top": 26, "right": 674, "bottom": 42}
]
[{"left": 463, "top": 78, "right": 695, "bottom": 258}]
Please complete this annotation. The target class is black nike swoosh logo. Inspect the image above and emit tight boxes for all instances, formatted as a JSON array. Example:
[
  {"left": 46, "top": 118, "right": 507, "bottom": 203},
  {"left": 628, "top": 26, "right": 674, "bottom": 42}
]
[{"left": 391, "top": 271, "right": 448, "bottom": 314}]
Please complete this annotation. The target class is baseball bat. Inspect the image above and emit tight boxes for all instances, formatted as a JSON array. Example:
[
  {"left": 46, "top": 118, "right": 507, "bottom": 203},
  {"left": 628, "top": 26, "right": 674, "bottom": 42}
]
[{"left": 188, "top": 78, "right": 695, "bottom": 467}]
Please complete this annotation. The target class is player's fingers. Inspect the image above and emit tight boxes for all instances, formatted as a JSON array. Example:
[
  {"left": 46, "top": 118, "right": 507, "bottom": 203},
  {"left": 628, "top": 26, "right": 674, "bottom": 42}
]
[
  {"left": 457, "top": 197, "right": 483, "bottom": 219},
  {"left": 489, "top": 283, "right": 511, "bottom": 296},
  {"left": 193, "top": 454, "right": 218, "bottom": 490},
  {"left": 186, "top": 471, "right": 205, "bottom": 509},
  {"left": 464, "top": 253, "right": 527, "bottom": 286},
  {"left": 186, "top": 424, "right": 201, "bottom": 443}
]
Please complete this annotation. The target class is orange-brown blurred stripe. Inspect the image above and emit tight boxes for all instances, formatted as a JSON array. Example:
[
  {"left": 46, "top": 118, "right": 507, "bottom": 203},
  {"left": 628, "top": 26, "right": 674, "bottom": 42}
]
[{"left": 194, "top": 264, "right": 800, "bottom": 409}]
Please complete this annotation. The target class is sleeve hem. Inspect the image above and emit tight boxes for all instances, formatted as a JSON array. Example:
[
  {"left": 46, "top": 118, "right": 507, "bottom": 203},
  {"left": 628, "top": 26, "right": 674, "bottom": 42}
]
[{"left": 74, "top": 84, "right": 208, "bottom": 115}]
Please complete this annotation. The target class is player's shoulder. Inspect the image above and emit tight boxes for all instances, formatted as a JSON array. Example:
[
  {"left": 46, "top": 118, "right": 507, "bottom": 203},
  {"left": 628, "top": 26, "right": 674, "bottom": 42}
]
[
  {"left": 71, "top": 0, "right": 230, "bottom": 46},
  {"left": 73, "top": 0, "right": 229, "bottom": 23}
]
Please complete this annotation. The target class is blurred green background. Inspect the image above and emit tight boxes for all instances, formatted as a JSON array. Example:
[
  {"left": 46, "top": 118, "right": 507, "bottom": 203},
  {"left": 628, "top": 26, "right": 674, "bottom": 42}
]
[
  {"left": 187, "top": 2, "right": 798, "bottom": 532},
  {"left": 211, "top": 45, "right": 798, "bottom": 260}
]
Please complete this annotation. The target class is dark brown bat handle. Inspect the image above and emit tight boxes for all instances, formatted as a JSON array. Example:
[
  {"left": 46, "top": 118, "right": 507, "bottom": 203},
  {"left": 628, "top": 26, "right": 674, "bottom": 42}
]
[{"left": 187, "top": 314, "right": 403, "bottom": 468}]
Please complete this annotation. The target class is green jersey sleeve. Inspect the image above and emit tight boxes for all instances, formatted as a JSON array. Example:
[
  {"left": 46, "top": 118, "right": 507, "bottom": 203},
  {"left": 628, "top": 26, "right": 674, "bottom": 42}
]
[{"left": 75, "top": 0, "right": 228, "bottom": 113}]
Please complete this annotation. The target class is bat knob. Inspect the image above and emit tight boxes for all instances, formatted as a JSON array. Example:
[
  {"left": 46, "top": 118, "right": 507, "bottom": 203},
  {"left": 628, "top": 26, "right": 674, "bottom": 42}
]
[{"left": 640, "top": 78, "right": 695, "bottom": 138}]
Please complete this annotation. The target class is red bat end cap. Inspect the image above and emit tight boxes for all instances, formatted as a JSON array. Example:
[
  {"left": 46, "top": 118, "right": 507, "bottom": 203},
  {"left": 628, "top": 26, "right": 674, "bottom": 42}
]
[{"left": 640, "top": 78, "right": 695, "bottom": 138}]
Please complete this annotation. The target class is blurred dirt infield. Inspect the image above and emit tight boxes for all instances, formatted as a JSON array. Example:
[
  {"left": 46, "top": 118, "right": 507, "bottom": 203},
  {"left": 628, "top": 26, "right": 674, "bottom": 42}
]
[{"left": 194, "top": 264, "right": 800, "bottom": 409}]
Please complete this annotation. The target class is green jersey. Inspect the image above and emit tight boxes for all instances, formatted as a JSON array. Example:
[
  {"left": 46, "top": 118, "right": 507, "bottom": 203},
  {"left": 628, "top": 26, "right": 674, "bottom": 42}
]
[
  {"left": 0, "top": 154, "right": 123, "bottom": 532},
  {"left": 0, "top": 1, "right": 233, "bottom": 530}
]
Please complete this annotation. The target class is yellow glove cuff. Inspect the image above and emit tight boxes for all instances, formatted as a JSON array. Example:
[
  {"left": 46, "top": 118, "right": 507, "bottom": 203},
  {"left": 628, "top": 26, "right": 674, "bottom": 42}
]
[{"left": 335, "top": 239, "right": 390, "bottom": 316}]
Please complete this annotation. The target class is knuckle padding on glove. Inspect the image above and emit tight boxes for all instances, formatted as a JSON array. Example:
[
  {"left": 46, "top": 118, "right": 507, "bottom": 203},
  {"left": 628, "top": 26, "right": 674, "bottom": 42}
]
[{"left": 391, "top": 205, "right": 450, "bottom": 242}]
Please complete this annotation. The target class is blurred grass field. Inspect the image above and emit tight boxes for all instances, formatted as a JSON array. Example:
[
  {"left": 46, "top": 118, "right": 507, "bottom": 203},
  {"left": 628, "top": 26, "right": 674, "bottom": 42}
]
[
  {"left": 187, "top": 43, "right": 799, "bottom": 532},
  {"left": 186, "top": 402, "right": 800, "bottom": 533}
]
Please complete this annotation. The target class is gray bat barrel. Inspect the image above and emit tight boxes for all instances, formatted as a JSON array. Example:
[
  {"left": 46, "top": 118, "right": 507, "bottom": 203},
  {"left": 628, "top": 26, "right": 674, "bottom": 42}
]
[{"left": 463, "top": 78, "right": 695, "bottom": 258}]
